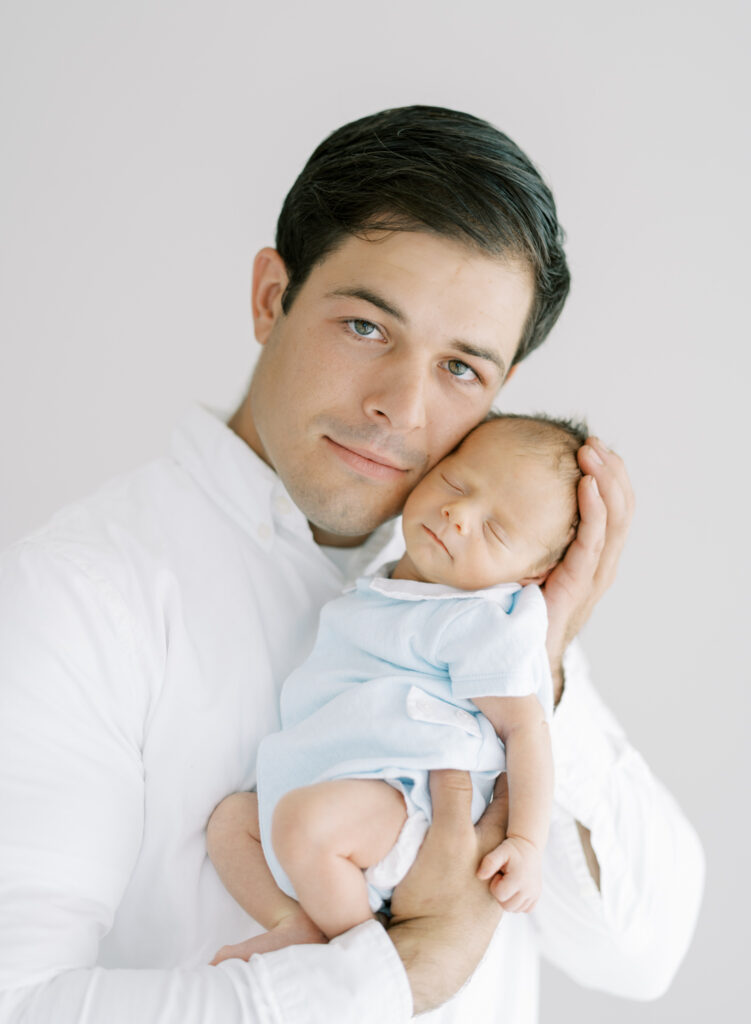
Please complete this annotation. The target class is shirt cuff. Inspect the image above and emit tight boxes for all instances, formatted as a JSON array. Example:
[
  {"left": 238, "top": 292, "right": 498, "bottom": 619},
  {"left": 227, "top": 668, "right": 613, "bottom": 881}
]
[
  {"left": 550, "top": 641, "right": 622, "bottom": 825},
  {"left": 250, "top": 920, "right": 412, "bottom": 1023}
]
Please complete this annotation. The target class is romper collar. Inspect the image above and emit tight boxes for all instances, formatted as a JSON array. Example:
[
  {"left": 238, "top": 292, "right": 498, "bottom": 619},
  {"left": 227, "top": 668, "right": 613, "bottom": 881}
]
[{"left": 350, "top": 562, "right": 521, "bottom": 607}]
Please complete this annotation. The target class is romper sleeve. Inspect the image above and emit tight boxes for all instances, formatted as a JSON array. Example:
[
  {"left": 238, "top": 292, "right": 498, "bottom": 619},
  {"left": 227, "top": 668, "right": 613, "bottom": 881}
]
[{"left": 436, "top": 585, "right": 552, "bottom": 706}]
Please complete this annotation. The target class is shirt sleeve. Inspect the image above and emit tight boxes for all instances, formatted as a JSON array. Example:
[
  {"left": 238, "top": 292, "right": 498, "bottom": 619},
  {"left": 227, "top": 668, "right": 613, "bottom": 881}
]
[
  {"left": 530, "top": 641, "right": 705, "bottom": 1000},
  {"left": 0, "top": 541, "right": 412, "bottom": 1024},
  {"left": 437, "top": 586, "right": 551, "bottom": 704}
]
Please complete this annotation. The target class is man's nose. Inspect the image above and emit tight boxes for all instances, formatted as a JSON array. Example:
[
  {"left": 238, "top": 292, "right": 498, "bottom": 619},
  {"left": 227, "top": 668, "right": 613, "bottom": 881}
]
[{"left": 363, "top": 354, "right": 428, "bottom": 433}]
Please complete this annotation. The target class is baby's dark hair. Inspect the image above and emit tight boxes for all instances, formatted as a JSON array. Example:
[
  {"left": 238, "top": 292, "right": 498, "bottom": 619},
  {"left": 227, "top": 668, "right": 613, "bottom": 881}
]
[{"left": 483, "top": 410, "right": 589, "bottom": 566}]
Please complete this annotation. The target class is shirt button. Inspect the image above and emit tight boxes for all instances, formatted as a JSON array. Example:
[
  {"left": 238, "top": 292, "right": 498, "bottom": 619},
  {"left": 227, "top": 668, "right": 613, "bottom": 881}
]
[
  {"left": 257, "top": 523, "right": 272, "bottom": 541},
  {"left": 274, "top": 496, "right": 292, "bottom": 515}
]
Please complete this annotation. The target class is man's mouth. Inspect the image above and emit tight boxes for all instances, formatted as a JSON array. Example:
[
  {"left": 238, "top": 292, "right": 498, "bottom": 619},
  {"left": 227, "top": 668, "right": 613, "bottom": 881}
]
[
  {"left": 422, "top": 524, "right": 452, "bottom": 558},
  {"left": 323, "top": 436, "right": 410, "bottom": 481}
]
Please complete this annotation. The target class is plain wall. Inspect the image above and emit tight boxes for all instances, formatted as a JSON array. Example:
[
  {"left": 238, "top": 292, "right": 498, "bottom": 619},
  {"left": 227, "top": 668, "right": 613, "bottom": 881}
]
[{"left": 1, "top": 1, "right": 748, "bottom": 1019}]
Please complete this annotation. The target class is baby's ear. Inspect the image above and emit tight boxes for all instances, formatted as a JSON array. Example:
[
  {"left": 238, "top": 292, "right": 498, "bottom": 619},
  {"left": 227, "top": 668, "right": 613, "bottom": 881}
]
[{"left": 518, "top": 566, "right": 554, "bottom": 587}]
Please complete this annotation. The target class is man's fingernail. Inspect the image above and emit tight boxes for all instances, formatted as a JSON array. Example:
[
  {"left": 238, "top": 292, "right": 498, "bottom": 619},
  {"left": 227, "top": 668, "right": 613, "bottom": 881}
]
[
  {"left": 591, "top": 437, "right": 610, "bottom": 455},
  {"left": 589, "top": 476, "right": 600, "bottom": 496},
  {"left": 583, "top": 444, "right": 604, "bottom": 466}
]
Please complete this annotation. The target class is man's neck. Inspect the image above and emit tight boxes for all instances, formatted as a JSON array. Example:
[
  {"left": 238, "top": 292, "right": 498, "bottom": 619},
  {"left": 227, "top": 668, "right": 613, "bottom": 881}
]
[
  {"left": 228, "top": 402, "right": 268, "bottom": 464},
  {"left": 310, "top": 523, "right": 373, "bottom": 548}
]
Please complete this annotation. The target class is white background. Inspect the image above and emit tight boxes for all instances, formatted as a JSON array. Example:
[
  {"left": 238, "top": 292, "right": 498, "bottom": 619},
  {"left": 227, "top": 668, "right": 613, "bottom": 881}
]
[{"left": 1, "top": 1, "right": 748, "bottom": 1020}]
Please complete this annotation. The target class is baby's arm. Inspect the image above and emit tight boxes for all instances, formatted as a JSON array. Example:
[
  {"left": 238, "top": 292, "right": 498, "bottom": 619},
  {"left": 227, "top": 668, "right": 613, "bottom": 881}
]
[{"left": 471, "top": 695, "right": 553, "bottom": 912}]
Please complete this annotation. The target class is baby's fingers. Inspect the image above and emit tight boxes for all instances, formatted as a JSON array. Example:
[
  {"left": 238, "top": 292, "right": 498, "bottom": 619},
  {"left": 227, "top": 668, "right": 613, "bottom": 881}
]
[
  {"left": 489, "top": 870, "right": 520, "bottom": 905},
  {"left": 477, "top": 844, "right": 510, "bottom": 881},
  {"left": 501, "top": 892, "right": 527, "bottom": 913}
]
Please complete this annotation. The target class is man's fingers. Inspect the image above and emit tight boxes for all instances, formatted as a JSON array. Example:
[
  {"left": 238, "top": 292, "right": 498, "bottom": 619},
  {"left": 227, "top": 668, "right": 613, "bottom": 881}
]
[
  {"left": 545, "top": 474, "right": 606, "bottom": 608},
  {"left": 580, "top": 441, "right": 634, "bottom": 543},
  {"left": 542, "top": 438, "right": 635, "bottom": 664},
  {"left": 542, "top": 471, "right": 607, "bottom": 661},
  {"left": 579, "top": 438, "right": 634, "bottom": 592},
  {"left": 428, "top": 769, "right": 475, "bottom": 845},
  {"left": 582, "top": 438, "right": 635, "bottom": 519},
  {"left": 389, "top": 770, "right": 477, "bottom": 922},
  {"left": 475, "top": 773, "right": 509, "bottom": 852},
  {"left": 565, "top": 473, "right": 606, "bottom": 578}
]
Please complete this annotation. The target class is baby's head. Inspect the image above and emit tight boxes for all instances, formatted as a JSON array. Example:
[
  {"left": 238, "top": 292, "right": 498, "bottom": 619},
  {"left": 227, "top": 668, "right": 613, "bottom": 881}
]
[{"left": 397, "top": 413, "right": 587, "bottom": 590}]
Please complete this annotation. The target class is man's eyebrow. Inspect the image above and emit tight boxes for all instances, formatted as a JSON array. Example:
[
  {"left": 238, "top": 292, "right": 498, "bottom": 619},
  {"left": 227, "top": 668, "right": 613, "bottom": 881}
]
[
  {"left": 326, "top": 286, "right": 507, "bottom": 379},
  {"left": 325, "top": 287, "right": 406, "bottom": 323},
  {"left": 452, "top": 341, "right": 506, "bottom": 379}
]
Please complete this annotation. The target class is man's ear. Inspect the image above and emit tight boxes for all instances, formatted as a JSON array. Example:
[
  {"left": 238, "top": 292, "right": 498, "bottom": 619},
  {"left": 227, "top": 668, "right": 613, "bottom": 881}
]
[{"left": 251, "top": 248, "right": 289, "bottom": 345}]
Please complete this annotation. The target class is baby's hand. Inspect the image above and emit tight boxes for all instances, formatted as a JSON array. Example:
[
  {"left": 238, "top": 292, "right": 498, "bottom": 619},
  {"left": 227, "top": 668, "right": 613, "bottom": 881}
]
[{"left": 476, "top": 835, "right": 542, "bottom": 913}]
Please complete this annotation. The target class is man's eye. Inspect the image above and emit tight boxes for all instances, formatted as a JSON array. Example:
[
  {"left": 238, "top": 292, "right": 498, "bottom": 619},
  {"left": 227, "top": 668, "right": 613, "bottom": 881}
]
[
  {"left": 346, "top": 319, "right": 383, "bottom": 339},
  {"left": 441, "top": 359, "right": 479, "bottom": 383}
]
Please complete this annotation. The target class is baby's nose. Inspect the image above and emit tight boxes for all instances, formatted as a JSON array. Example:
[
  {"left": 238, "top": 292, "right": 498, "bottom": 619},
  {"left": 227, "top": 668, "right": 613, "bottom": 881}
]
[{"left": 442, "top": 505, "right": 467, "bottom": 533}]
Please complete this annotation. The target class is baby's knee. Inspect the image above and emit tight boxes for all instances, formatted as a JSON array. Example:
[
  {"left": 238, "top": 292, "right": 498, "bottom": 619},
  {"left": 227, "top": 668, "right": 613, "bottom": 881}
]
[
  {"left": 272, "top": 786, "right": 334, "bottom": 864},
  {"left": 207, "top": 791, "right": 258, "bottom": 854}
]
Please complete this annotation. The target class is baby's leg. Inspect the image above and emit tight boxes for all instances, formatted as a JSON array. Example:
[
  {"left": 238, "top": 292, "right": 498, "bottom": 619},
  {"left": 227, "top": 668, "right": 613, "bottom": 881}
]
[
  {"left": 272, "top": 778, "right": 408, "bottom": 939},
  {"left": 206, "top": 791, "right": 325, "bottom": 963}
]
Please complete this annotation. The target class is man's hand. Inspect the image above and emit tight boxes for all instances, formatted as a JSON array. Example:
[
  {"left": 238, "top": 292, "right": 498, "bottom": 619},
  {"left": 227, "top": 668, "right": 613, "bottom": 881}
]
[
  {"left": 543, "top": 437, "right": 635, "bottom": 701},
  {"left": 386, "top": 770, "right": 509, "bottom": 1015}
]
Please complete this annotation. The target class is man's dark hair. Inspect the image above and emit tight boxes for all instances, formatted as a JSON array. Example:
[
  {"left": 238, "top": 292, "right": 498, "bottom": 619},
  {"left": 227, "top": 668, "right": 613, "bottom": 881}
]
[{"left": 275, "top": 105, "right": 570, "bottom": 367}]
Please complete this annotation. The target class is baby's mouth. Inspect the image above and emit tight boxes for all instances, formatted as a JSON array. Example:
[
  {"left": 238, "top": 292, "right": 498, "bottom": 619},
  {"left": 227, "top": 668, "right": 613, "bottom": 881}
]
[{"left": 422, "top": 524, "right": 452, "bottom": 559}]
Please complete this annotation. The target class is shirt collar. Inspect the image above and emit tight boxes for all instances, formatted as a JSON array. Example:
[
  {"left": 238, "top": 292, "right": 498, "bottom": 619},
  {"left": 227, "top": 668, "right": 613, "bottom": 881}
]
[
  {"left": 170, "top": 405, "right": 311, "bottom": 551},
  {"left": 170, "top": 406, "right": 401, "bottom": 569},
  {"left": 351, "top": 561, "right": 521, "bottom": 608}
]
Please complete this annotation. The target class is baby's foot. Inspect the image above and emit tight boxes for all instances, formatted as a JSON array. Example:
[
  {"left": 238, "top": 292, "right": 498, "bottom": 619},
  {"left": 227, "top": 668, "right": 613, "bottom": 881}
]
[{"left": 210, "top": 909, "right": 327, "bottom": 964}]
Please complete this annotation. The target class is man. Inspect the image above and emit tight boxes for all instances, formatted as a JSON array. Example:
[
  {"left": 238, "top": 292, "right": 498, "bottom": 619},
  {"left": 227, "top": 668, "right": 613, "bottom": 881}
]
[{"left": 0, "top": 107, "right": 703, "bottom": 1022}]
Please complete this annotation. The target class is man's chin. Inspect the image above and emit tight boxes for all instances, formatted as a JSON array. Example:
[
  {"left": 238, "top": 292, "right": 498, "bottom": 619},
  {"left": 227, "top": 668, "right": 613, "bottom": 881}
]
[
  {"left": 305, "top": 502, "right": 402, "bottom": 548},
  {"left": 282, "top": 468, "right": 407, "bottom": 545}
]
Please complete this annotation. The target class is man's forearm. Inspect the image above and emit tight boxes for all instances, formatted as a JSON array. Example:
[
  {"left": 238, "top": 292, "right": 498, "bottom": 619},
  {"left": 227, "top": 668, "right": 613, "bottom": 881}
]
[
  {"left": 389, "top": 906, "right": 502, "bottom": 1015},
  {"left": 387, "top": 771, "right": 510, "bottom": 1014}
]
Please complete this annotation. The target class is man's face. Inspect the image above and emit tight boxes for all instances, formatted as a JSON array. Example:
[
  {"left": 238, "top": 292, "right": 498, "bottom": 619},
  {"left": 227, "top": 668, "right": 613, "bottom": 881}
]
[{"left": 244, "top": 230, "right": 534, "bottom": 542}]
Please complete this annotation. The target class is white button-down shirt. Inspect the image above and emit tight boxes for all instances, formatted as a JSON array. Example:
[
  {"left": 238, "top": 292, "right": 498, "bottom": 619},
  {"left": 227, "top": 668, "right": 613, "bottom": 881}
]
[{"left": 0, "top": 406, "right": 704, "bottom": 1023}]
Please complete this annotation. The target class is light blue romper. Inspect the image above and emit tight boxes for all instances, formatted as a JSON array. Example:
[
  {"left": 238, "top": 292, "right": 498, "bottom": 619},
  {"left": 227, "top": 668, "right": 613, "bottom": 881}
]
[{"left": 256, "top": 569, "right": 553, "bottom": 908}]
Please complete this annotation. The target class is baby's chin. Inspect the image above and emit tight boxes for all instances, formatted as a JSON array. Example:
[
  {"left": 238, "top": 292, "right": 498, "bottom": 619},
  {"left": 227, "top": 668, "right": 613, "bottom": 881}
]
[{"left": 421, "top": 565, "right": 518, "bottom": 591}]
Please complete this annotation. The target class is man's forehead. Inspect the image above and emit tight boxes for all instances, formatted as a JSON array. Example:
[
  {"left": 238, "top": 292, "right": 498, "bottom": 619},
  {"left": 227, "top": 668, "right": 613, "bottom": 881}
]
[{"left": 317, "top": 230, "right": 529, "bottom": 298}]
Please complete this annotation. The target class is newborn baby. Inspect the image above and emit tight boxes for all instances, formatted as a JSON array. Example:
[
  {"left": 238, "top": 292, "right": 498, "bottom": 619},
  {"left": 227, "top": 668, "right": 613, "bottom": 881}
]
[{"left": 207, "top": 412, "right": 586, "bottom": 961}]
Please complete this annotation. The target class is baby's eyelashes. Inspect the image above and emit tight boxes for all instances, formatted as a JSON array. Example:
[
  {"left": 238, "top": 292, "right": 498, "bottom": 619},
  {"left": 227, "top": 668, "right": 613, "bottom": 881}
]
[{"left": 440, "top": 473, "right": 464, "bottom": 493}]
